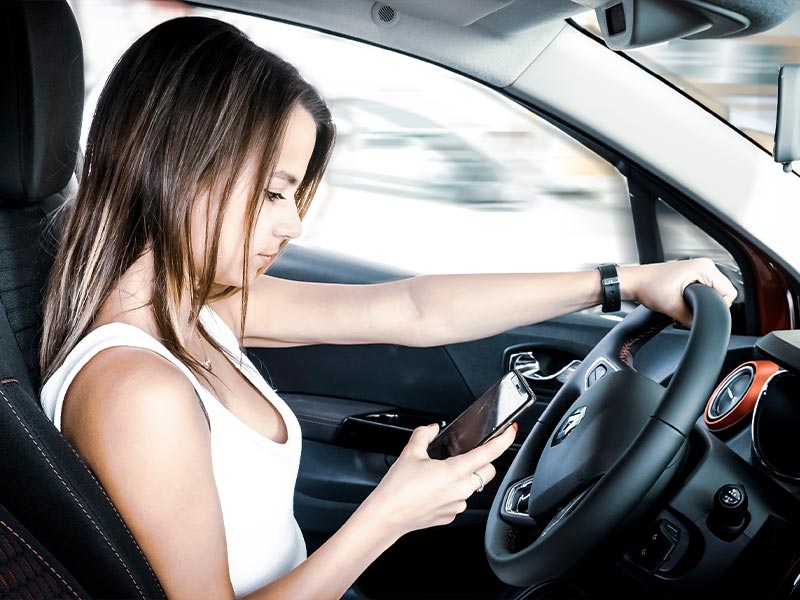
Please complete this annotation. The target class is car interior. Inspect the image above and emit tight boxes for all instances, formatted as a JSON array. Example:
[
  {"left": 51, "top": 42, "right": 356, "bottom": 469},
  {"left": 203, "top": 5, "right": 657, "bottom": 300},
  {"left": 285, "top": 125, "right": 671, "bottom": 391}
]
[{"left": 2, "top": 0, "right": 800, "bottom": 599}]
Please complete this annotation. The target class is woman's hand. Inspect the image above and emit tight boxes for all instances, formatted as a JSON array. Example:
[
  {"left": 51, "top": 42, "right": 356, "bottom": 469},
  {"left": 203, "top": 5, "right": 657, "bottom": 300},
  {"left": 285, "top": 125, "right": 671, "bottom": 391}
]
[
  {"left": 619, "top": 258, "right": 738, "bottom": 327},
  {"left": 361, "top": 423, "right": 517, "bottom": 539}
]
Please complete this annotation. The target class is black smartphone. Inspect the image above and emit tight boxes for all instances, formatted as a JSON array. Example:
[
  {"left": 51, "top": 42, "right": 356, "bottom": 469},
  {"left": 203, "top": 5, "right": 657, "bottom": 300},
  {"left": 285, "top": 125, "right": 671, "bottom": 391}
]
[{"left": 427, "top": 368, "right": 535, "bottom": 460}]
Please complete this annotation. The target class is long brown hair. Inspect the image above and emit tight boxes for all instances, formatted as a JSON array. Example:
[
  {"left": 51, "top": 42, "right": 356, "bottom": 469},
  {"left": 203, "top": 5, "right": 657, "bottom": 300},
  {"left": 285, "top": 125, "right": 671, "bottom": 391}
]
[{"left": 40, "top": 16, "right": 335, "bottom": 386}]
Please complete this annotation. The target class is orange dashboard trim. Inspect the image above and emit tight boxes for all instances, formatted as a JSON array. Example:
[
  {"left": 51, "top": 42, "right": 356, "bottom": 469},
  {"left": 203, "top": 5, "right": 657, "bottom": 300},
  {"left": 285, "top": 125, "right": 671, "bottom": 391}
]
[{"left": 704, "top": 360, "right": 782, "bottom": 432}]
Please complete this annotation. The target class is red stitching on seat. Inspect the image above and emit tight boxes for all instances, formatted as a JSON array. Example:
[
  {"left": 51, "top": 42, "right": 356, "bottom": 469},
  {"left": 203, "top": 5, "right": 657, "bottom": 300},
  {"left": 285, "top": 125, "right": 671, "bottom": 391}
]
[
  {"left": 0, "top": 534, "right": 12, "bottom": 557},
  {"left": 0, "top": 386, "right": 147, "bottom": 599},
  {"left": 0, "top": 519, "right": 81, "bottom": 599},
  {"left": 61, "top": 437, "right": 163, "bottom": 590}
]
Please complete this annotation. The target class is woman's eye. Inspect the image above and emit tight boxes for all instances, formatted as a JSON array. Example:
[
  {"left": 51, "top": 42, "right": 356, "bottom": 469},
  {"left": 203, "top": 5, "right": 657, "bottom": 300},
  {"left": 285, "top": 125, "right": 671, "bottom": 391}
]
[{"left": 266, "top": 191, "right": 286, "bottom": 202}]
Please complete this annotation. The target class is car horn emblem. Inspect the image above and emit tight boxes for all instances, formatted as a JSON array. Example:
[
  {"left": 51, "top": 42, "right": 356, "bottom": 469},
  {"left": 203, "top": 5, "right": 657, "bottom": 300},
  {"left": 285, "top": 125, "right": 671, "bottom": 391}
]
[{"left": 552, "top": 406, "right": 587, "bottom": 446}]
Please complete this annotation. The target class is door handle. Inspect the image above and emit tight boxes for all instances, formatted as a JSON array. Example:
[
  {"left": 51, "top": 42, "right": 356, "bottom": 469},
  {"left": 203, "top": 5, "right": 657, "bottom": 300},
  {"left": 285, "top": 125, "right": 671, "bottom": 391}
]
[
  {"left": 509, "top": 352, "right": 581, "bottom": 384},
  {"left": 509, "top": 351, "right": 541, "bottom": 378}
]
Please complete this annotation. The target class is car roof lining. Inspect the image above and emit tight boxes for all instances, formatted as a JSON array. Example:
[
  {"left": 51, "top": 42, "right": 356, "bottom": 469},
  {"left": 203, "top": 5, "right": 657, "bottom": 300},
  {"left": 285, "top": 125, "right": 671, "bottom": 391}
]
[
  {"left": 190, "top": 0, "right": 574, "bottom": 87},
  {"left": 191, "top": 0, "right": 797, "bottom": 88}
]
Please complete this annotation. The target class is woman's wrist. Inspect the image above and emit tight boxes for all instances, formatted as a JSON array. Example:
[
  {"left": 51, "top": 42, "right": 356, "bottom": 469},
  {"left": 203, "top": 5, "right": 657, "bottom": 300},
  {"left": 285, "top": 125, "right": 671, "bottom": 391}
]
[
  {"left": 617, "top": 264, "right": 640, "bottom": 303},
  {"left": 353, "top": 491, "right": 406, "bottom": 547}
]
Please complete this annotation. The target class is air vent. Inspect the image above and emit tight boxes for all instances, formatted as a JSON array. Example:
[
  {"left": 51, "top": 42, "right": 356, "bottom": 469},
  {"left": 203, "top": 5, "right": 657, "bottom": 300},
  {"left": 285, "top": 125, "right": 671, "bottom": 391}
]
[
  {"left": 708, "top": 365, "right": 754, "bottom": 420},
  {"left": 704, "top": 361, "right": 781, "bottom": 432}
]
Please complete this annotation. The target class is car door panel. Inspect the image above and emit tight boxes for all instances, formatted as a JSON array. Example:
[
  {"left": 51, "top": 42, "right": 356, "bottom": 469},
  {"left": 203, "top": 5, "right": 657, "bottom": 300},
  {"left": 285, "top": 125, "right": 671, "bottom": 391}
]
[
  {"left": 251, "top": 343, "right": 475, "bottom": 415},
  {"left": 282, "top": 393, "right": 395, "bottom": 444}
]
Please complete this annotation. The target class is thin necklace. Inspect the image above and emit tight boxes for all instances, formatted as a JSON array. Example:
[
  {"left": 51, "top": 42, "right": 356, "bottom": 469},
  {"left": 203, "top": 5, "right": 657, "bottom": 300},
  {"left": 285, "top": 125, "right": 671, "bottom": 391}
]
[{"left": 197, "top": 328, "right": 212, "bottom": 372}]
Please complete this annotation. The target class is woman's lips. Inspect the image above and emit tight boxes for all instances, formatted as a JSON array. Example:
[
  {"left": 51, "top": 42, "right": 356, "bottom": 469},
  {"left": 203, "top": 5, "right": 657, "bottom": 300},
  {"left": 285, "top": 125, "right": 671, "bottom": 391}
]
[{"left": 257, "top": 253, "right": 274, "bottom": 266}]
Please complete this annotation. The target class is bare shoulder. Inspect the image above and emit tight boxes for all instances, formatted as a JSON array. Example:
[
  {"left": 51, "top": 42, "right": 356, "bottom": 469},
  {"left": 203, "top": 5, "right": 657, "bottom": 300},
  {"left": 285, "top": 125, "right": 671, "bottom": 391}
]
[
  {"left": 62, "top": 346, "right": 207, "bottom": 462},
  {"left": 61, "top": 346, "right": 234, "bottom": 598}
]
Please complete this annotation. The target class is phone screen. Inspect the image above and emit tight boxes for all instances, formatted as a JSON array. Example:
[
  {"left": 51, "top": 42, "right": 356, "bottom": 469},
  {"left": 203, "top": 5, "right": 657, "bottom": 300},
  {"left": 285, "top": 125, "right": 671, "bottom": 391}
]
[{"left": 427, "top": 369, "right": 535, "bottom": 460}]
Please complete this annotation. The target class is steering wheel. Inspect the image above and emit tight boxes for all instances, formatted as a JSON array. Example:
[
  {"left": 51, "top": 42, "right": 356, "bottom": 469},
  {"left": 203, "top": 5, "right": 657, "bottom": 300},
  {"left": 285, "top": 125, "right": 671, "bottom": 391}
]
[{"left": 485, "top": 283, "right": 731, "bottom": 587}]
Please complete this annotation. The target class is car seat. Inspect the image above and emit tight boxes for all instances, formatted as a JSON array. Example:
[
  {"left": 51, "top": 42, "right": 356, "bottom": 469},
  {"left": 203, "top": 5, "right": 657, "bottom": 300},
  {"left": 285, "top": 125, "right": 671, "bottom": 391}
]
[{"left": 0, "top": 1, "right": 166, "bottom": 597}]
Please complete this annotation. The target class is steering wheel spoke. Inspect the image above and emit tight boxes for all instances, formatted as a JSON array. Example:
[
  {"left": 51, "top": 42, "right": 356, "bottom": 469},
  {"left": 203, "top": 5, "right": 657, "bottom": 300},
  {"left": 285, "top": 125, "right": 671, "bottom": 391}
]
[{"left": 538, "top": 482, "right": 595, "bottom": 539}]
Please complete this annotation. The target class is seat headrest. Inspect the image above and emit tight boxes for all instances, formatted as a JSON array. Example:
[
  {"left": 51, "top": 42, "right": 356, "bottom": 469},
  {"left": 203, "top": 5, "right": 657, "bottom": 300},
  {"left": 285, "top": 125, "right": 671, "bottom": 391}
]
[{"left": 0, "top": 1, "right": 83, "bottom": 204}]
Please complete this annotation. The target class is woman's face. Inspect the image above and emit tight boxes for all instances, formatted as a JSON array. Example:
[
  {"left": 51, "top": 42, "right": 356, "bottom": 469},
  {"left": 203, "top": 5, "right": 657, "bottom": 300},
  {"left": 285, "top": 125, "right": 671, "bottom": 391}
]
[{"left": 192, "top": 105, "right": 317, "bottom": 287}]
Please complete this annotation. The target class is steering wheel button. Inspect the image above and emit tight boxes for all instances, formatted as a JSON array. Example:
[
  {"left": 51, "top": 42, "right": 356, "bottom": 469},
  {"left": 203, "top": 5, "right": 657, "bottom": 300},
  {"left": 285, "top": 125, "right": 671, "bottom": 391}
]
[{"left": 587, "top": 364, "right": 608, "bottom": 386}]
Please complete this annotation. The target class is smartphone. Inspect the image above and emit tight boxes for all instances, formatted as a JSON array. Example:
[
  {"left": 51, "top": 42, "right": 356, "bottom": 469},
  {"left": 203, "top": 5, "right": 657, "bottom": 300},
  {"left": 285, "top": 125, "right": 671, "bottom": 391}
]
[{"left": 427, "top": 368, "right": 535, "bottom": 460}]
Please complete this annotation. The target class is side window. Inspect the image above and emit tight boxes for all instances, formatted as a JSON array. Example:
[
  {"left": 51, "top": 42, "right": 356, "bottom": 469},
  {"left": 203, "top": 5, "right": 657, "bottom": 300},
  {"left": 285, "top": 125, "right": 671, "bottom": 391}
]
[
  {"left": 655, "top": 198, "right": 747, "bottom": 328},
  {"left": 305, "top": 90, "right": 638, "bottom": 275},
  {"left": 73, "top": 3, "right": 639, "bottom": 277},
  {"left": 656, "top": 199, "right": 740, "bottom": 273}
]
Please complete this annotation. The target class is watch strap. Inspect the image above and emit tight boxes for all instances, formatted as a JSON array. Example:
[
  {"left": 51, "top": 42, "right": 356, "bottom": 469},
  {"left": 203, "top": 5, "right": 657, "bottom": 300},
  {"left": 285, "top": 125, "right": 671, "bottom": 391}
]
[{"left": 597, "top": 263, "right": 621, "bottom": 313}]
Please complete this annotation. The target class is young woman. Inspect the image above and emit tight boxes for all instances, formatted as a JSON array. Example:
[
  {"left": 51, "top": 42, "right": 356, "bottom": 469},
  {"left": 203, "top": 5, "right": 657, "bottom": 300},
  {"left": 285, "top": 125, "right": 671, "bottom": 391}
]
[{"left": 39, "top": 16, "right": 736, "bottom": 600}]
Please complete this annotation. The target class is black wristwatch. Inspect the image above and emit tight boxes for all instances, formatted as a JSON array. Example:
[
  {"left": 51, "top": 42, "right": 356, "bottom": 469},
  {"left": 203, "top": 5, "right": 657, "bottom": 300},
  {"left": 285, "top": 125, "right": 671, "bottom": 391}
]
[{"left": 597, "top": 263, "right": 621, "bottom": 313}]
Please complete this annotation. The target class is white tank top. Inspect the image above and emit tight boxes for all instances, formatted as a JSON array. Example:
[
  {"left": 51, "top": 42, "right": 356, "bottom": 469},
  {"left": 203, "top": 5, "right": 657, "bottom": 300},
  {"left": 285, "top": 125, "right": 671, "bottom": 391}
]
[{"left": 40, "top": 306, "right": 307, "bottom": 598}]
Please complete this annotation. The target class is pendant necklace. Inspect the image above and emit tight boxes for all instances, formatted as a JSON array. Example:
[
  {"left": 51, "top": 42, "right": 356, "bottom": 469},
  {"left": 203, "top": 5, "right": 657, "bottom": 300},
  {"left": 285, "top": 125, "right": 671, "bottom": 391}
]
[{"left": 197, "top": 329, "right": 212, "bottom": 372}]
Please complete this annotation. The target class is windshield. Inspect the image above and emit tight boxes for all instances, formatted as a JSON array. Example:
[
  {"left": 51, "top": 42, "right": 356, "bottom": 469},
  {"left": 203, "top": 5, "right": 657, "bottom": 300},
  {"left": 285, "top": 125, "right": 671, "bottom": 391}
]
[{"left": 574, "top": 11, "right": 800, "bottom": 153}]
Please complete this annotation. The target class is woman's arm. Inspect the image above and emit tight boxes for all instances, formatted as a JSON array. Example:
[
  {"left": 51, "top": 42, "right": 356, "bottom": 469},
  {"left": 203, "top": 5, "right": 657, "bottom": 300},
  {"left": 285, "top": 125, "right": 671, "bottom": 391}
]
[
  {"left": 247, "top": 424, "right": 513, "bottom": 600},
  {"left": 63, "top": 347, "right": 515, "bottom": 600},
  {"left": 216, "top": 258, "right": 737, "bottom": 348}
]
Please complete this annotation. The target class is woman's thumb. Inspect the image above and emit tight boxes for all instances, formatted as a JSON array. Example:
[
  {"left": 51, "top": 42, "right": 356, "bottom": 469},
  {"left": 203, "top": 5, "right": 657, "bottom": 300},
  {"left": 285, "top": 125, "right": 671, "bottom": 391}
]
[{"left": 407, "top": 423, "right": 440, "bottom": 453}]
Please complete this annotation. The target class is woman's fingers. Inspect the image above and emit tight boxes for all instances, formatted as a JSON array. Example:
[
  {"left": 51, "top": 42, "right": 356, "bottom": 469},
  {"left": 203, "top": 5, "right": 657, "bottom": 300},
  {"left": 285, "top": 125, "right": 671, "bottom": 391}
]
[
  {"left": 680, "top": 260, "right": 737, "bottom": 306},
  {"left": 452, "top": 425, "right": 516, "bottom": 475},
  {"left": 405, "top": 423, "right": 440, "bottom": 456},
  {"left": 469, "top": 462, "right": 497, "bottom": 494},
  {"left": 683, "top": 259, "right": 735, "bottom": 305},
  {"left": 376, "top": 421, "right": 514, "bottom": 535},
  {"left": 676, "top": 260, "right": 738, "bottom": 326},
  {"left": 630, "top": 258, "right": 738, "bottom": 328}
]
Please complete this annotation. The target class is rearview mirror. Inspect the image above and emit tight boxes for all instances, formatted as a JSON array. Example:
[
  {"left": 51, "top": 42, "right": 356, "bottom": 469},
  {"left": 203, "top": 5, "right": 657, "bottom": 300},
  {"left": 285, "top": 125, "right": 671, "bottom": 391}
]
[
  {"left": 594, "top": 0, "right": 748, "bottom": 50},
  {"left": 774, "top": 64, "right": 800, "bottom": 173}
]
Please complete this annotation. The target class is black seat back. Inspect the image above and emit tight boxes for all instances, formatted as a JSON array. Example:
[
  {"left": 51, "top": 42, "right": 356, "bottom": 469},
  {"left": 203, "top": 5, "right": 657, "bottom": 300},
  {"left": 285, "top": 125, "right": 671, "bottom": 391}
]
[{"left": 0, "top": 2, "right": 166, "bottom": 597}]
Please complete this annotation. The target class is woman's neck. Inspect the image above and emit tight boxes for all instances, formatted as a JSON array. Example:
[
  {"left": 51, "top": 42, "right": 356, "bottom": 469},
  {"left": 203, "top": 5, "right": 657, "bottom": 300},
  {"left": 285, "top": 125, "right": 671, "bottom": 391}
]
[{"left": 93, "top": 248, "right": 196, "bottom": 343}]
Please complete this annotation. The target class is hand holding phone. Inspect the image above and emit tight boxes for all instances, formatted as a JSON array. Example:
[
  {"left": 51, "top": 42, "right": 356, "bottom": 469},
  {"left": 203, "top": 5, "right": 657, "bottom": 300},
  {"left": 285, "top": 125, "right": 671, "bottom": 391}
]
[{"left": 427, "top": 369, "right": 535, "bottom": 460}]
